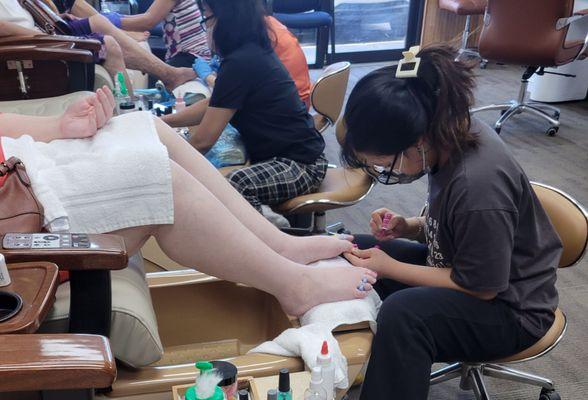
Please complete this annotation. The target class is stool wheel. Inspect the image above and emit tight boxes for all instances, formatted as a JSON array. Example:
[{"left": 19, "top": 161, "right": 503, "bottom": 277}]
[
  {"left": 546, "top": 126, "right": 558, "bottom": 137},
  {"left": 539, "top": 388, "right": 561, "bottom": 400}
]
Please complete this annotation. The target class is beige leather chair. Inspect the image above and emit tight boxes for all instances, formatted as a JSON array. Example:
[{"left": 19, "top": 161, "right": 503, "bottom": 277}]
[
  {"left": 472, "top": 0, "right": 588, "bottom": 135},
  {"left": 430, "top": 182, "right": 588, "bottom": 400},
  {"left": 275, "top": 62, "right": 376, "bottom": 233},
  {"left": 0, "top": 94, "right": 372, "bottom": 399}
]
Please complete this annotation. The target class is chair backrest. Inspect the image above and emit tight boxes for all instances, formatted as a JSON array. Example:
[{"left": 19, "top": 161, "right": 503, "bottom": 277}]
[
  {"left": 532, "top": 182, "right": 588, "bottom": 268},
  {"left": 273, "top": 0, "right": 322, "bottom": 14},
  {"left": 311, "top": 62, "right": 350, "bottom": 132},
  {"left": 479, "top": 0, "right": 574, "bottom": 66}
]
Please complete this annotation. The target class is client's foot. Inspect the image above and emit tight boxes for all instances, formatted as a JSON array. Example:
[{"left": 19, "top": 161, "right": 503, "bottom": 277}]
[
  {"left": 277, "top": 266, "right": 377, "bottom": 316},
  {"left": 127, "top": 30, "right": 150, "bottom": 42},
  {"left": 281, "top": 235, "right": 354, "bottom": 264},
  {"left": 165, "top": 68, "right": 197, "bottom": 90}
]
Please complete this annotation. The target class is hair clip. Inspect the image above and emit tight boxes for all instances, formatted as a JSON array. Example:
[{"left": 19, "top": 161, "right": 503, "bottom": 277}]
[{"left": 396, "top": 45, "right": 421, "bottom": 79}]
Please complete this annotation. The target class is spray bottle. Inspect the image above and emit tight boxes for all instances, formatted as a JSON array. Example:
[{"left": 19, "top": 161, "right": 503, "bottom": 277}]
[
  {"left": 317, "top": 341, "right": 335, "bottom": 400},
  {"left": 304, "top": 367, "right": 327, "bottom": 400},
  {"left": 185, "top": 361, "right": 226, "bottom": 400}
]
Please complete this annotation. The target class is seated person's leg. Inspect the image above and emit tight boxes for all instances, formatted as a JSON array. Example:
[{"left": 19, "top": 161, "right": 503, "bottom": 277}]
[
  {"left": 361, "top": 286, "right": 539, "bottom": 400},
  {"left": 110, "top": 159, "right": 377, "bottom": 317},
  {"left": 88, "top": 13, "right": 195, "bottom": 90},
  {"left": 225, "top": 156, "right": 328, "bottom": 212},
  {"left": 101, "top": 35, "right": 134, "bottom": 94},
  {"left": 155, "top": 118, "right": 354, "bottom": 265}
]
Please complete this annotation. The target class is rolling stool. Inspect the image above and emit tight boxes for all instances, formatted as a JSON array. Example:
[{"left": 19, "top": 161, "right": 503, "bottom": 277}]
[
  {"left": 430, "top": 182, "right": 588, "bottom": 400},
  {"left": 276, "top": 62, "right": 375, "bottom": 234}
]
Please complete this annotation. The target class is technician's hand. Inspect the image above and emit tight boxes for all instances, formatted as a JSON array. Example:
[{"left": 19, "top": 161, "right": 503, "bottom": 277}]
[
  {"left": 59, "top": 86, "right": 115, "bottom": 139},
  {"left": 370, "top": 208, "right": 410, "bottom": 241},
  {"left": 343, "top": 247, "right": 394, "bottom": 276},
  {"left": 193, "top": 57, "right": 213, "bottom": 81}
]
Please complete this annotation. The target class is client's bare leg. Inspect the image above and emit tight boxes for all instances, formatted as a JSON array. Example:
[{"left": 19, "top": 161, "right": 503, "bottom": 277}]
[
  {"left": 114, "top": 162, "right": 376, "bottom": 316},
  {"left": 154, "top": 118, "right": 353, "bottom": 264},
  {"left": 126, "top": 30, "right": 150, "bottom": 42},
  {"left": 89, "top": 14, "right": 195, "bottom": 90}
]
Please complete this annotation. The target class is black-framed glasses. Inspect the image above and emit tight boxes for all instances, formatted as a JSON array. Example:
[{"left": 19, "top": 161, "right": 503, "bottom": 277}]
[
  {"left": 200, "top": 14, "right": 215, "bottom": 31},
  {"left": 364, "top": 153, "right": 402, "bottom": 185}
]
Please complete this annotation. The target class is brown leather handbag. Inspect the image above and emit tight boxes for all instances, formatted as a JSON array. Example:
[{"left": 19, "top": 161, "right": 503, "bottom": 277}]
[
  {"left": 19, "top": 0, "right": 73, "bottom": 36},
  {"left": 0, "top": 157, "right": 44, "bottom": 235}
]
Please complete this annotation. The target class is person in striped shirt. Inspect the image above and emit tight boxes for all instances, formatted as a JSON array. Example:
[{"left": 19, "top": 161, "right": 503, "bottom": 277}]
[{"left": 117, "top": 0, "right": 211, "bottom": 68}]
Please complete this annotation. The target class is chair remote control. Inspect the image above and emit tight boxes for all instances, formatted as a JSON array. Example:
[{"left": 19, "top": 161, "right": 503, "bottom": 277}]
[
  {"left": 1, "top": 233, "right": 128, "bottom": 271},
  {"left": 3, "top": 233, "right": 91, "bottom": 249}
]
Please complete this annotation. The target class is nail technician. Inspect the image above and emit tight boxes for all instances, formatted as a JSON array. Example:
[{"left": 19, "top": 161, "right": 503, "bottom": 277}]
[{"left": 341, "top": 45, "right": 562, "bottom": 399}]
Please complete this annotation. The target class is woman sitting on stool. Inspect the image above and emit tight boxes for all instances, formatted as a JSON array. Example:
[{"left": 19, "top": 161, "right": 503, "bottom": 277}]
[
  {"left": 163, "top": 0, "right": 326, "bottom": 213},
  {"left": 340, "top": 45, "right": 562, "bottom": 400}
]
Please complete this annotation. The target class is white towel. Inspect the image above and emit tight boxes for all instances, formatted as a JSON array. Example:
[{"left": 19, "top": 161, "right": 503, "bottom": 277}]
[
  {"left": 1, "top": 112, "right": 174, "bottom": 233},
  {"left": 249, "top": 257, "right": 381, "bottom": 389}
]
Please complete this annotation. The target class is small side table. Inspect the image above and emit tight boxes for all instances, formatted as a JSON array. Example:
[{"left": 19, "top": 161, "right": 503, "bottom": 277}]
[{"left": 0, "top": 262, "right": 59, "bottom": 334}]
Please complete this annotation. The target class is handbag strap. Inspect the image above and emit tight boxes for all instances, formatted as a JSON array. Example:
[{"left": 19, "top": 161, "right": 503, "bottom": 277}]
[{"left": 0, "top": 157, "right": 23, "bottom": 177}]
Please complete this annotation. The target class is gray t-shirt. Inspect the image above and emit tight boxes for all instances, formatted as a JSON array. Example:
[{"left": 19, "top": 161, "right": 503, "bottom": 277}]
[{"left": 425, "top": 117, "right": 562, "bottom": 338}]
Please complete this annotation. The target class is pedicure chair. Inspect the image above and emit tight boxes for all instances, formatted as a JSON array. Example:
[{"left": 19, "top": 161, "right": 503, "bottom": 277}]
[{"left": 0, "top": 235, "right": 373, "bottom": 400}]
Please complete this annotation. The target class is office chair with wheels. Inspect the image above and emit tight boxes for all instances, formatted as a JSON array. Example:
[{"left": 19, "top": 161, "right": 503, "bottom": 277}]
[
  {"left": 430, "top": 182, "right": 588, "bottom": 400},
  {"left": 268, "top": 0, "right": 333, "bottom": 68},
  {"left": 472, "top": 0, "right": 588, "bottom": 136},
  {"left": 439, "top": 0, "right": 488, "bottom": 67}
]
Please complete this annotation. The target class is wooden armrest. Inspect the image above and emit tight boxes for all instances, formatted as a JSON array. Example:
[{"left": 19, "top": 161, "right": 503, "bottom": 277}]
[
  {"left": 0, "top": 35, "right": 102, "bottom": 53},
  {"left": 2, "top": 234, "right": 128, "bottom": 271},
  {"left": 0, "top": 45, "right": 94, "bottom": 63},
  {"left": 0, "top": 334, "right": 116, "bottom": 392}
]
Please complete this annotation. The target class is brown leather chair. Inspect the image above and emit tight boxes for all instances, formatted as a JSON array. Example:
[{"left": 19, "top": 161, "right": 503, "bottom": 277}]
[
  {"left": 472, "top": 0, "right": 588, "bottom": 135},
  {"left": 0, "top": 35, "right": 100, "bottom": 100},
  {"left": 430, "top": 182, "right": 588, "bottom": 400},
  {"left": 439, "top": 0, "right": 488, "bottom": 66},
  {"left": 275, "top": 62, "right": 376, "bottom": 234}
]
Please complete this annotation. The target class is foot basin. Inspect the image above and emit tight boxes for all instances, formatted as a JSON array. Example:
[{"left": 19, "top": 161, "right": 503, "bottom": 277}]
[{"left": 103, "top": 239, "right": 373, "bottom": 399}]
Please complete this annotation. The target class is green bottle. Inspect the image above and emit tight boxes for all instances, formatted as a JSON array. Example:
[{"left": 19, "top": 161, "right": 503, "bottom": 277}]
[
  {"left": 277, "top": 368, "right": 292, "bottom": 400},
  {"left": 185, "top": 361, "right": 225, "bottom": 400}
]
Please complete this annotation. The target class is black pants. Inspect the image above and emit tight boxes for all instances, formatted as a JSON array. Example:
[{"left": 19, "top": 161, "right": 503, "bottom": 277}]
[{"left": 353, "top": 235, "right": 539, "bottom": 400}]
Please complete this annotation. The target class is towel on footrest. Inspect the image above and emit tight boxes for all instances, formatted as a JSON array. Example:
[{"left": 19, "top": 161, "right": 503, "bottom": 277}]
[{"left": 249, "top": 257, "right": 382, "bottom": 389}]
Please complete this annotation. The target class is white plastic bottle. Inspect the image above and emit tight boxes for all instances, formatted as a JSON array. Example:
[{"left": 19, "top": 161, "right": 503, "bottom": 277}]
[
  {"left": 316, "top": 341, "right": 335, "bottom": 400},
  {"left": 304, "top": 367, "right": 327, "bottom": 400},
  {"left": 0, "top": 254, "right": 11, "bottom": 287}
]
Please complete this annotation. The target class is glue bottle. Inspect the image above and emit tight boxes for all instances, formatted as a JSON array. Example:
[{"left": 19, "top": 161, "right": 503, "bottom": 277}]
[
  {"left": 317, "top": 341, "right": 335, "bottom": 400},
  {"left": 304, "top": 367, "right": 327, "bottom": 400}
]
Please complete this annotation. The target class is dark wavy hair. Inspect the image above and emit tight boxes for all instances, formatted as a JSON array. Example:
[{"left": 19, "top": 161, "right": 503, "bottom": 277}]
[
  {"left": 341, "top": 44, "right": 478, "bottom": 169},
  {"left": 197, "top": 0, "right": 272, "bottom": 57}
]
